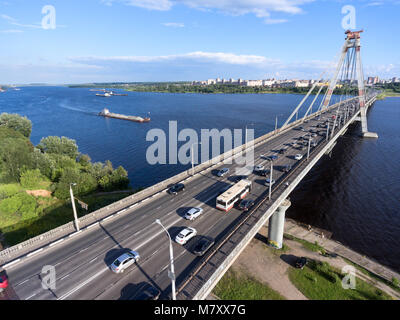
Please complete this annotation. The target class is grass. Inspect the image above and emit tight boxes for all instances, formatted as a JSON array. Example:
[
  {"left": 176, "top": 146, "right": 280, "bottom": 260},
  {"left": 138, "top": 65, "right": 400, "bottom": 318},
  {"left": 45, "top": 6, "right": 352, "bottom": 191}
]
[
  {"left": 288, "top": 259, "right": 393, "bottom": 300},
  {"left": 213, "top": 269, "right": 285, "bottom": 300},
  {"left": 342, "top": 257, "right": 400, "bottom": 295},
  {"left": 284, "top": 233, "right": 326, "bottom": 254},
  {"left": 1, "top": 191, "right": 135, "bottom": 246}
]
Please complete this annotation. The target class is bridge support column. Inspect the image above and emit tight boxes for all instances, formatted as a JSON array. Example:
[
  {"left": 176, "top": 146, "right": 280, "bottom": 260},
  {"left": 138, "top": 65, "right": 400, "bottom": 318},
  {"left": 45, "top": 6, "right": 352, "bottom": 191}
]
[{"left": 268, "top": 199, "right": 291, "bottom": 249}]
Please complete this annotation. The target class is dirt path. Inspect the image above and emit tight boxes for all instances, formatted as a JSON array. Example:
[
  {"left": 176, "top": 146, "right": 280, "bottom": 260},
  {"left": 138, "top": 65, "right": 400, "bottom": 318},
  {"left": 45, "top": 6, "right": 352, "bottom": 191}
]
[{"left": 230, "top": 225, "right": 307, "bottom": 300}]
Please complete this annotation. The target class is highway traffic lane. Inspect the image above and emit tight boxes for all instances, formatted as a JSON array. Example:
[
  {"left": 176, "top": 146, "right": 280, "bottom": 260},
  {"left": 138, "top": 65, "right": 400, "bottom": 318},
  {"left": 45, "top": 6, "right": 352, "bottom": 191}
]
[
  {"left": 8, "top": 128, "right": 306, "bottom": 300},
  {"left": 7, "top": 107, "right": 340, "bottom": 299}
]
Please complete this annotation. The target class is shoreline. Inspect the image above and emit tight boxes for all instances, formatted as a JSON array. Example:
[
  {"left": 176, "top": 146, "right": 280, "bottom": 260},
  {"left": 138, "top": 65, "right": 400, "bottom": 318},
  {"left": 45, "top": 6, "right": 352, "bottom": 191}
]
[{"left": 284, "top": 218, "right": 400, "bottom": 285}]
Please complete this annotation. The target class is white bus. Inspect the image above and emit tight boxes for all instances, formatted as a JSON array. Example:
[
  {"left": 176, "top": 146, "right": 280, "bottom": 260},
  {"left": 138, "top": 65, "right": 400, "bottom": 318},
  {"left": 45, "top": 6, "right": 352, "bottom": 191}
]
[{"left": 216, "top": 179, "right": 252, "bottom": 212}]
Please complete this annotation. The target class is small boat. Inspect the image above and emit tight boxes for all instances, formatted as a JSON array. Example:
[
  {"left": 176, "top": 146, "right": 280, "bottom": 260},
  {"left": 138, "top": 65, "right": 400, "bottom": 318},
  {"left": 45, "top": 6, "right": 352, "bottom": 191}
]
[
  {"left": 98, "top": 108, "right": 150, "bottom": 123},
  {"left": 96, "top": 92, "right": 111, "bottom": 97}
]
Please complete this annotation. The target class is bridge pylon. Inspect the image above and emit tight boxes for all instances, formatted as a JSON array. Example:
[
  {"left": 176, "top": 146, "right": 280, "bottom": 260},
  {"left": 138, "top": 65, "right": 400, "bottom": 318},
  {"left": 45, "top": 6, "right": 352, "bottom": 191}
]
[{"left": 322, "top": 30, "right": 377, "bottom": 138}]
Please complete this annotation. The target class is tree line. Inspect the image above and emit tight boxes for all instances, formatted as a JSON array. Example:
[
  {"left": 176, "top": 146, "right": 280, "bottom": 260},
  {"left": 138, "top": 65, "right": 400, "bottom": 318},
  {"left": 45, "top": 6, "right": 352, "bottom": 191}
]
[{"left": 0, "top": 113, "right": 130, "bottom": 200}]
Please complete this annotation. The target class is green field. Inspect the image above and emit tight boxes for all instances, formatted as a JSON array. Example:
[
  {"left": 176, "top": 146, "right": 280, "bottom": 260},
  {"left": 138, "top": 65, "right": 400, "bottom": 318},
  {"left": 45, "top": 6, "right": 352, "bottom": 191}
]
[
  {"left": 288, "top": 259, "right": 392, "bottom": 300},
  {"left": 213, "top": 269, "right": 285, "bottom": 300}
]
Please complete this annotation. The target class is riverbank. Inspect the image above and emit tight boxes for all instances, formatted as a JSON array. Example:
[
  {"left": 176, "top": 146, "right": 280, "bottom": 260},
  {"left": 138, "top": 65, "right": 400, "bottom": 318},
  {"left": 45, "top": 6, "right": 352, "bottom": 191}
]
[
  {"left": 284, "top": 219, "right": 400, "bottom": 294},
  {"left": 212, "top": 219, "right": 399, "bottom": 300}
]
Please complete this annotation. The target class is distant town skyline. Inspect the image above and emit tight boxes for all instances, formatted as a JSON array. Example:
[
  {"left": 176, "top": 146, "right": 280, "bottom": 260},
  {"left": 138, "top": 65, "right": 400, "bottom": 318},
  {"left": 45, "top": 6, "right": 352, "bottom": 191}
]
[{"left": 0, "top": 0, "right": 399, "bottom": 84}]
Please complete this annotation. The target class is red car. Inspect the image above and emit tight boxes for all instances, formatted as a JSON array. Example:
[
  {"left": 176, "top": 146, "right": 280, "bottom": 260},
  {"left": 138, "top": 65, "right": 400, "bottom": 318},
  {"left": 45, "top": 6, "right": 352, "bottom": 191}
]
[{"left": 0, "top": 274, "right": 8, "bottom": 292}]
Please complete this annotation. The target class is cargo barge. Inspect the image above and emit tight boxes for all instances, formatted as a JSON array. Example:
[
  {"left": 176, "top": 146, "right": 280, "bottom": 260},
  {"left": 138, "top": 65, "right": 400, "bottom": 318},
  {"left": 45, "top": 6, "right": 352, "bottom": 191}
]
[{"left": 98, "top": 108, "right": 150, "bottom": 123}]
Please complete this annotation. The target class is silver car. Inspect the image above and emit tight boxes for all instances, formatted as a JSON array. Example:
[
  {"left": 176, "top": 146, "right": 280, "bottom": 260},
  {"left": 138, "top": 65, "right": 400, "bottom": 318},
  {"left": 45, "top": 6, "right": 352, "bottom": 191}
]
[
  {"left": 175, "top": 227, "right": 197, "bottom": 245},
  {"left": 110, "top": 251, "right": 140, "bottom": 273},
  {"left": 184, "top": 207, "right": 203, "bottom": 221}
]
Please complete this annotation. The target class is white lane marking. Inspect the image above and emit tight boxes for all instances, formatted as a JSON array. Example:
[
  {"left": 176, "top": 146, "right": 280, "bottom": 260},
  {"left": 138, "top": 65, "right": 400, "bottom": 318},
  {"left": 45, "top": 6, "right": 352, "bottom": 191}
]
[
  {"left": 68, "top": 230, "right": 82, "bottom": 238},
  {"left": 25, "top": 293, "right": 37, "bottom": 300},
  {"left": 27, "top": 248, "right": 44, "bottom": 257},
  {"left": 117, "top": 208, "right": 127, "bottom": 214},
  {"left": 49, "top": 238, "right": 65, "bottom": 247},
  {"left": 58, "top": 267, "right": 108, "bottom": 300},
  {"left": 86, "top": 222, "right": 99, "bottom": 229},
  {"left": 102, "top": 215, "right": 114, "bottom": 222},
  {"left": 2, "top": 258, "right": 21, "bottom": 269}
]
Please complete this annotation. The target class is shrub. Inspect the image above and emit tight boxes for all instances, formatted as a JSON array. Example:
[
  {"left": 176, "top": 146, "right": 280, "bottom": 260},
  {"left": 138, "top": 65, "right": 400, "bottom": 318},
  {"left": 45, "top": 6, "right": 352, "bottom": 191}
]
[{"left": 20, "top": 169, "right": 45, "bottom": 189}]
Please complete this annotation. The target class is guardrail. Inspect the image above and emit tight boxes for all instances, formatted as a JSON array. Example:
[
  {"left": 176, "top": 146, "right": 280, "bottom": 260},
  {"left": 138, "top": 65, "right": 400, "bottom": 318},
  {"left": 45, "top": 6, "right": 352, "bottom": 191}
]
[{"left": 0, "top": 96, "right": 364, "bottom": 266}]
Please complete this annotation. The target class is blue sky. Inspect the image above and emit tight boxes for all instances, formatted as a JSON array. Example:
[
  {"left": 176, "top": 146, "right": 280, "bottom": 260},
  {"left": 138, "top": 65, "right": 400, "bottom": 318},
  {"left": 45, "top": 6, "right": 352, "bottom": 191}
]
[{"left": 0, "top": 0, "right": 399, "bottom": 84}]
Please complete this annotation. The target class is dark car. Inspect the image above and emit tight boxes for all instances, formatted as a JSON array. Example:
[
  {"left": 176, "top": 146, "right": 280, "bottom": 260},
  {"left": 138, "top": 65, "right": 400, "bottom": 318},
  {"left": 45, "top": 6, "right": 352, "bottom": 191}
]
[
  {"left": 258, "top": 169, "right": 270, "bottom": 177},
  {"left": 193, "top": 237, "right": 215, "bottom": 256},
  {"left": 282, "top": 164, "right": 292, "bottom": 173},
  {"left": 278, "top": 148, "right": 287, "bottom": 154},
  {"left": 168, "top": 183, "right": 185, "bottom": 195},
  {"left": 266, "top": 155, "right": 278, "bottom": 161},
  {"left": 130, "top": 283, "right": 161, "bottom": 300},
  {"left": 295, "top": 257, "right": 307, "bottom": 269},
  {"left": 233, "top": 175, "right": 247, "bottom": 183},
  {"left": 238, "top": 199, "right": 255, "bottom": 211}
]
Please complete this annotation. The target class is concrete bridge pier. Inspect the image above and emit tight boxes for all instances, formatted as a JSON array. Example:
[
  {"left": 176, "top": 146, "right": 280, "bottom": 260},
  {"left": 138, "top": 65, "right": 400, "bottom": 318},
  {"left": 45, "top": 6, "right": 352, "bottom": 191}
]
[{"left": 268, "top": 199, "right": 291, "bottom": 249}]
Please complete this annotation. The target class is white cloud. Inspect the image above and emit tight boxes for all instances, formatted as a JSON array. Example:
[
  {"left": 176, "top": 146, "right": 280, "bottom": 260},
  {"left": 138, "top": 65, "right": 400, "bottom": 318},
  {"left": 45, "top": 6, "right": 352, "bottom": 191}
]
[
  {"left": 162, "top": 22, "right": 185, "bottom": 27},
  {"left": 0, "top": 13, "right": 42, "bottom": 29},
  {"left": 72, "top": 51, "right": 280, "bottom": 66},
  {"left": 102, "top": 0, "right": 315, "bottom": 23}
]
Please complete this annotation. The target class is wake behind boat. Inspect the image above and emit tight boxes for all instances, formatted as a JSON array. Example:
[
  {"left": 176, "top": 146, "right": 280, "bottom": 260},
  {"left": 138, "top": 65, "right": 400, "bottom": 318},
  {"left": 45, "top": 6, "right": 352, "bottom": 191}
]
[{"left": 98, "top": 108, "right": 150, "bottom": 123}]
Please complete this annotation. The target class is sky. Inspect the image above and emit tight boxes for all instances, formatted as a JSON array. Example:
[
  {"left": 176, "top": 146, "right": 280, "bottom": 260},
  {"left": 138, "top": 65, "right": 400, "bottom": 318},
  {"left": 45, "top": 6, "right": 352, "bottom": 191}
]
[{"left": 0, "top": 0, "right": 399, "bottom": 84}]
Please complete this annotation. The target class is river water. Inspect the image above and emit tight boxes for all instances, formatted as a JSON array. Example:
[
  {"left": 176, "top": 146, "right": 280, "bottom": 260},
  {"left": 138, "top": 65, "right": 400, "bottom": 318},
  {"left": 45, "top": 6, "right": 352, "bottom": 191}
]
[{"left": 0, "top": 86, "right": 399, "bottom": 272}]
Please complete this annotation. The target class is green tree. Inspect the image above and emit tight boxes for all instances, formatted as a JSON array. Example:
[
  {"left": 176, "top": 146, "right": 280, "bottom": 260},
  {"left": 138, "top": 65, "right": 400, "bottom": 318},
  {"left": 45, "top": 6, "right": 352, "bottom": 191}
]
[
  {"left": 0, "top": 113, "right": 32, "bottom": 138},
  {"left": 37, "top": 136, "right": 79, "bottom": 159},
  {"left": 0, "top": 137, "right": 33, "bottom": 182},
  {"left": 20, "top": 169, "right": 45, "bottom": 189}
]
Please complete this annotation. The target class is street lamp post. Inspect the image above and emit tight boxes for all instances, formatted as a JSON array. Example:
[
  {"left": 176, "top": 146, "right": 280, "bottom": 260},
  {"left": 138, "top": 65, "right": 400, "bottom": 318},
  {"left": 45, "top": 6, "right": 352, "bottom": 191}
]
[
  {"left": 191, "top": 142, "right": 202, "bottom": 176},
  {"left": 69, "top": 183, "right": 80, "bottom": 231},
  {"left": 307, "top": 136, "right": 311, "bottom": 160},
  {"left": 155, "top": 219, "right": 176, "bottom": 300},
  {"left": 268, "top": 160, "right": 273, "bottom": 201},
  {"left": 326, "top": 122, "right": 330, "bottom": 141}
]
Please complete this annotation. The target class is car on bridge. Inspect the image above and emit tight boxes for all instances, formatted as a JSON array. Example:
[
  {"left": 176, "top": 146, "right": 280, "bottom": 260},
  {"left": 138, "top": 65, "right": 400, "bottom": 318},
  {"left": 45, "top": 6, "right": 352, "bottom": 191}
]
[
  {"left": 282, "top": 164, "right": 292, "bottom": 173},
  {"left": 193, "top": 236, "right": 215, "bottom": 256},
  {"left": 278, "top": 148, "right": 288, "bottom": 154},
  {"left": 258, "top": 169, "right": 270, "bottom": 177},
  {"left": 130, "top": 283, "right": 161, "bottom": 300},
  {"left": 266, "top": 155, "right": 278, "bottom": 161},
  {"left": 184, "top": 207, "right": 204, "bottom": 221},
  {"left": 175, "top": 227, "right": 197, "bottom": 245},
  {"left": 238, "top": 199, "right": 255, "bottom": 211},
  {"left": 110, "top": 251, "right": 140, "bottom": 273},
  {"left": 265, "top": 178, "right": 275, "bottom": 186},
  {"left": 216, "top": 168, "right": 229, "bottom": 177},
  {"left": 0, "top": 273, "right": 8, "bottom": 293},
  {"left": 168, "top": 183, "right": 185, "bottom": 195},
  {"left": 254, "top": 164, "right": 264, "bottom": 172},
  {"left": 294, "top": 154, "right": 303, "bottom": 160}
]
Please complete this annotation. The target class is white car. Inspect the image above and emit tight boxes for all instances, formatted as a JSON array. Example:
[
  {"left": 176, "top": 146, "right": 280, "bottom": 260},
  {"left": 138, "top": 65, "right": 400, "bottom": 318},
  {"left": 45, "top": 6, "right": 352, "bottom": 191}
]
[
  {"left": 184, "top": 207, "right": 204, "bottom": 220},
  {"left": 265, "top": 178, "right": 275, "bottom": 186},
  {"left": 175, "top": 227, "right": 197, "bottom": 245},
  {"left": 295, "top": 154, "right": 303, "bottom": 160},
  {"left": 254, "top": 164, "right": 264, "bottom": 172},
  {"left": 110, "top": 251, "right": 140, "bottom": 273}
]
